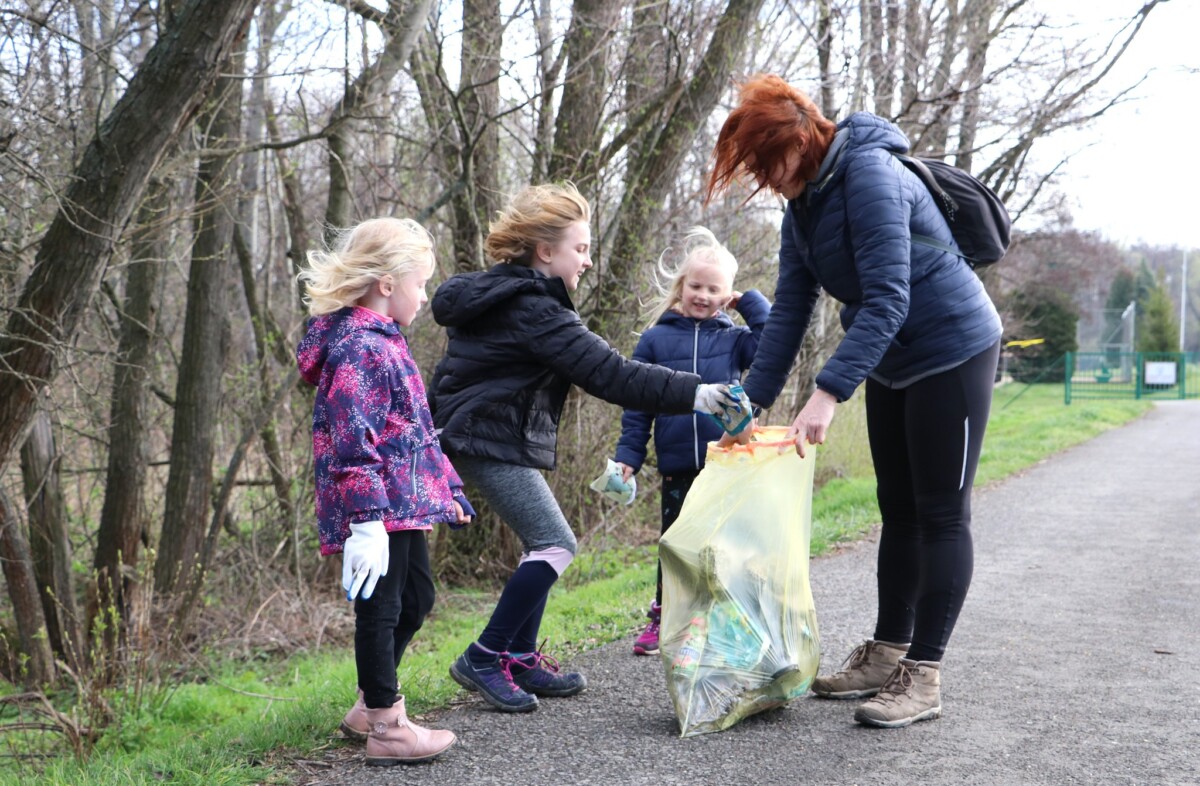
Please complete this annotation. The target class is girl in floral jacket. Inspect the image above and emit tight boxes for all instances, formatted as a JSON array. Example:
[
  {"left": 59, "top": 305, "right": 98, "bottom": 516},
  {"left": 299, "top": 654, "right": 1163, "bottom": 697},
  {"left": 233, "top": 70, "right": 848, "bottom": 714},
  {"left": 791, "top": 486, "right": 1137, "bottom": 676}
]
[{"left": 297, "top": 217, "right": 473, "bottom": 766}]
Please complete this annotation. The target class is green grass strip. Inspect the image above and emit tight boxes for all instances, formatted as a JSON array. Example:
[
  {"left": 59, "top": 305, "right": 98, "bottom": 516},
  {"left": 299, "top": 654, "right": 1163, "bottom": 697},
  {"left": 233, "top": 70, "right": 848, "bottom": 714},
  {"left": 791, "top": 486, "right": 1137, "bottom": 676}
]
[{"left": 2, "top": 385, "right": 1151, "bottom": 785}]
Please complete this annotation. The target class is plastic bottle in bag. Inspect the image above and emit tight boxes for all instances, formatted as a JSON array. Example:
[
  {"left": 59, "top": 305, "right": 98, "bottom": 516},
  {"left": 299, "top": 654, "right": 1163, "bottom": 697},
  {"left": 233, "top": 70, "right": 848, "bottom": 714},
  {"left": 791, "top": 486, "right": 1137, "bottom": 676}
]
[
  {"left": 672, "top": 616, "right": 708, "bottom": 676},
  {"left": 697, "top": 546, "right": 769, "bottom": 672}
]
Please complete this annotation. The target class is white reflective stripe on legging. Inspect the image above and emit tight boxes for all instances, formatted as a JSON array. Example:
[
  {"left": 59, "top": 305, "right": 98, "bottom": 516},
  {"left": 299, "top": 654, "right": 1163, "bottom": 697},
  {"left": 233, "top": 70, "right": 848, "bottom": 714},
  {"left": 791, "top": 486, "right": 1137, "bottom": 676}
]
[
  {"left": 959, "top": 416, "right": 969, "bottom": 491},
  {"left": 519, "top": 546, "right": 575, "bottom": 576}
]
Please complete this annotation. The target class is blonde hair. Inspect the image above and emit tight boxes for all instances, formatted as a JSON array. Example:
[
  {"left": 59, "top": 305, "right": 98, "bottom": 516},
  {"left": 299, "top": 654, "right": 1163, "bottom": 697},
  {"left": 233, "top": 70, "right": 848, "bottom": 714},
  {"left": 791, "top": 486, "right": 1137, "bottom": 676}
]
[
  {"left": 299, "top": 217, "right": 435, "bottom": 316},
  {"left": 484, "top": 183, "right": 591, "bottom": 265},
  {"left": 645, "top": 226, "right": 739, "bottom": 327}
]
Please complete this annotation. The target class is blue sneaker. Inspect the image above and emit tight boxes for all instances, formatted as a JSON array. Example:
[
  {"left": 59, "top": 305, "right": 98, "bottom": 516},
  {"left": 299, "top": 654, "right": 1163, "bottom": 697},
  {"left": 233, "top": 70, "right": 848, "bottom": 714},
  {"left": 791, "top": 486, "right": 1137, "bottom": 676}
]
[
  {"left": 449, "top": 647, "right": 539, "bottom": 712},
  {"left": 506, "top": 650, "right": 588, "bottom": 698}
]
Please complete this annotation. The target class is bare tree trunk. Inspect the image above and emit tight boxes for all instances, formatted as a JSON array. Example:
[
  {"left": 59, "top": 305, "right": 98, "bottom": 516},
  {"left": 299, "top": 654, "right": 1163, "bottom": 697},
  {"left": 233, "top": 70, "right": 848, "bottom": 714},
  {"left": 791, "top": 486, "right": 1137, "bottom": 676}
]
[
  {"left": 622, "top": 0, "right": 666, "bottom": 173},
  {"left": 0, "top": 0, "right": 258, "bottom": 478},
  {"left": 908, "top": 1, "right": 964, "bottom": 154},
  {"left": 0, "top": 491, "right": 54, "bottom": 686},
  {"left": 955, "top": 0, "right": 998, "bottom": 171},
  {"left": 92, "top": 183, "right": 165, "bottom": 660},
  {"left": 421, "top": 0, "right": 504, "bottom": 272},
  {"left": 863, "top": 0, "right": 894, "bottom": 117},
  {"left": 234, "top": 5, "right": 295, "bottom": 528},
  {"left": 547, "top": 0, "right": 623, "bottom": 184},
  {"left": 176, "top": 370, "right": 298, "bottom": 635},
  {"left": 410, "top": 22, "right": 492, "bottom": 274},
  {"left": 234, "top": 226, "right": 295, "bottom": 526},
  {"left": 817, "top": 0, "right": 836, "bottom": 118},
  {"left": 461, "top": 0, "right": 502, "bottom": 227},
  {"left": 325, "top": 0, "right": 436, "bottom": 234},
  {"left": 155, "top": 59, "right": 245, "bottom": 597},
  {"left": 531, "top": 0, "right": 566, "bottom": 182},
  {"left": 20, "top": 407, "right": 81, "bottom": 669},
  {"left": 265, "top": 102, "right": 311, "bottom": 312},
  {"left": 898, "top": 0, "right": 927, "bottom": 117},
  {"left": 72, "top": 0, "right": 101, "bottom": 125},
  {"left": 608, "top": 0, "right": 766, "bottom": 311}
]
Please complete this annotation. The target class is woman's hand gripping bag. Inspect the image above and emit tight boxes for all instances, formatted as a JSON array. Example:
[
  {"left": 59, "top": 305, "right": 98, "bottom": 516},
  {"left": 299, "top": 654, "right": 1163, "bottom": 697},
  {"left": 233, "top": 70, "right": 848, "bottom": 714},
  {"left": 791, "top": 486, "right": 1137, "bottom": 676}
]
[{"left": 658, "top": 427, "right": 819, "bottom": 737}]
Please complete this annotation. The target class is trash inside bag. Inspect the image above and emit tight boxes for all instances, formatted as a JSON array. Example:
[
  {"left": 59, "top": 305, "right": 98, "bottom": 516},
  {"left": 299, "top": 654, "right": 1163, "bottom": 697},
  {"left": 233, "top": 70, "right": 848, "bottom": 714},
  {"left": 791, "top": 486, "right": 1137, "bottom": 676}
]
[
  {"left": 659, "top": 426, "right": 819, "bottom": 737},
  {"left": 590, "top": 459, "right": 637, "bottom": 505}
]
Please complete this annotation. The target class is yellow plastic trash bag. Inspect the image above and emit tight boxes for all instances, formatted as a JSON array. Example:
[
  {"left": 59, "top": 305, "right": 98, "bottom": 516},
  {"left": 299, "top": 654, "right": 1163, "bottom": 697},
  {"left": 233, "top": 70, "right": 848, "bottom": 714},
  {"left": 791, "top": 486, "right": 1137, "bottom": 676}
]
[{"left": 658, "top": 427, "right": 819, "bottom": 737}]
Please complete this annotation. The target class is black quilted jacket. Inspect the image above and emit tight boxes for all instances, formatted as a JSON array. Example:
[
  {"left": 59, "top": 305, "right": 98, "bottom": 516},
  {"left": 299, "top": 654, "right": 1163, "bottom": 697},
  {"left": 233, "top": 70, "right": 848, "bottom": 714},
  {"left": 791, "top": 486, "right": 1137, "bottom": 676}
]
[{"left": 430, "top": 263, "right": 700, "bottom": 470}]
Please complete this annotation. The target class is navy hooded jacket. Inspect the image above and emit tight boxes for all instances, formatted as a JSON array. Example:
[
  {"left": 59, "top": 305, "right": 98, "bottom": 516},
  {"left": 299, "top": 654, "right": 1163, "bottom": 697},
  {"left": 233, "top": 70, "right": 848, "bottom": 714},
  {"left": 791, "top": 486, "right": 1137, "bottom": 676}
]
[
  {"left": 742, "top": 112, "right": 1002, "bottom": 408},
  {"left": 429, "top": 264, "right": 701, "bottom": 470},
  {"left": 613, "top": 290, "right": 770, "bottom": 475}
]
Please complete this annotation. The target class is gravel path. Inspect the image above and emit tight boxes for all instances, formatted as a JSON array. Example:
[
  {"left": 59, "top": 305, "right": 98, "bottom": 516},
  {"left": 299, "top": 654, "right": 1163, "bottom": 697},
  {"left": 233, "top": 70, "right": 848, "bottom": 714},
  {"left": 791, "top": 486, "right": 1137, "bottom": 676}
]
[{"left": 291, "top": 400, "right": 1200, "bottom": 786}]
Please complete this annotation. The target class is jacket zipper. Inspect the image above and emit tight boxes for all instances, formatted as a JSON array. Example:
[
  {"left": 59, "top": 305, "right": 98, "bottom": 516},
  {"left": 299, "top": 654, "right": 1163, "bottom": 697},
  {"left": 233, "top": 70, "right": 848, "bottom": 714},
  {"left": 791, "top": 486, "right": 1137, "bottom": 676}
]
[
  {"left": 411, "top": 455, "right": 418, "bottom": 499},
  {"left": 692, "top": 323, "right": 700, "bottom": 469}
]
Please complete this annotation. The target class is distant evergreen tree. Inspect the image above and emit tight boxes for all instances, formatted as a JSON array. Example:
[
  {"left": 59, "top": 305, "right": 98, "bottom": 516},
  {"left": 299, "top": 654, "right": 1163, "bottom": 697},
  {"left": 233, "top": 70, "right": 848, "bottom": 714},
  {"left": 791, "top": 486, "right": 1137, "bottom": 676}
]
[
  {"left": 1007, "top": 288, "right": 1080, "bottom": 383},
  {"left": 1138, "top": 278, "right": 1180, "bottom": 353},
  {"left": 1133, "top": 260, "right": 1159, "bottom": 345},
  {"left": 1103, "top": 267, "right": 1137, "bottom": 363}
]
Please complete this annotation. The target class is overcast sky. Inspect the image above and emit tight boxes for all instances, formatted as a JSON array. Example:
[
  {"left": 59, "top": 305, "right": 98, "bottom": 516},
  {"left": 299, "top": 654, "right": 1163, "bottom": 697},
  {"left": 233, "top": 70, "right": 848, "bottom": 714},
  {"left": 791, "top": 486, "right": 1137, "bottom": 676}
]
[{"left": 1041, "top": 0, "right": 1199, "bottom": 249}]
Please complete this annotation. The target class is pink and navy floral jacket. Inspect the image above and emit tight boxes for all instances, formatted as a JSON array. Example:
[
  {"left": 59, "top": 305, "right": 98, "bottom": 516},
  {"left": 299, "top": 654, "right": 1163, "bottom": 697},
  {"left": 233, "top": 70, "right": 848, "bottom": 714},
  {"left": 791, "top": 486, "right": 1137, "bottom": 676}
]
[{"left": 297, "top": 306, "right": 474, "bottom": 556}]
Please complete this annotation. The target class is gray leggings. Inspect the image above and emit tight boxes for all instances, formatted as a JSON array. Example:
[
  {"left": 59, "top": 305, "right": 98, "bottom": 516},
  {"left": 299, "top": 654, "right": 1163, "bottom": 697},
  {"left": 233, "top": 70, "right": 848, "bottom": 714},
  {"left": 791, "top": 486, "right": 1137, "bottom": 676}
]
[{"left": 453, "top": 456, "right": 577, "bottom": 564}]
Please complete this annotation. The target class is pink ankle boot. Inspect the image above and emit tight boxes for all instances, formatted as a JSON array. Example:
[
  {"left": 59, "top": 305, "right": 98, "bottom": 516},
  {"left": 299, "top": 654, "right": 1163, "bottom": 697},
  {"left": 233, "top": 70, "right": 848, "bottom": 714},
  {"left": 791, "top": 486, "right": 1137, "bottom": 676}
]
[
  {"left": 365, "top": 696, "right": 456, "bottom": 765},
  {"left": 340, "top": 690, "right": 369, "bottom": 741}
]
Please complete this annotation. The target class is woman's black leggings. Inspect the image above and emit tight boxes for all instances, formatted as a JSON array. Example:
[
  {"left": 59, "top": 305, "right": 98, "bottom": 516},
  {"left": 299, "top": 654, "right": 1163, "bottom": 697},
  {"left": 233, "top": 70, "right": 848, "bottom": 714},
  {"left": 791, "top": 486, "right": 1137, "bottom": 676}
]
[{"left": 865, "top": 341, "right": 999, "bottom": 663}]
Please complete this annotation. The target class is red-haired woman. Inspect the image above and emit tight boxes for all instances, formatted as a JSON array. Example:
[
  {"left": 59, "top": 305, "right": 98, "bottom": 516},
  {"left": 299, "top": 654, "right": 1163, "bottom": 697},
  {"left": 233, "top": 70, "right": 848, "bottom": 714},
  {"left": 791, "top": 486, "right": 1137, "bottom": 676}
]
[{"left": 710, "top": 75, "right": 1002, "bottom": 728}]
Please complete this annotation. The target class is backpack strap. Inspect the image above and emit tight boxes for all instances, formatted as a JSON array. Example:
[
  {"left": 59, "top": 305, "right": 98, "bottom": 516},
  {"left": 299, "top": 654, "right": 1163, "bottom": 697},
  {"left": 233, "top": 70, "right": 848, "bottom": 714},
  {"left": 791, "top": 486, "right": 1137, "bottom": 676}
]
[
  {"left": 893, "top": 152, "right": 960, "bottom": 219},
  {"left": 894, "top": 152, "right": 972, "bottom": 263},
  {"left": 910, "top": 233, "right": 964, "bottom": 258}
]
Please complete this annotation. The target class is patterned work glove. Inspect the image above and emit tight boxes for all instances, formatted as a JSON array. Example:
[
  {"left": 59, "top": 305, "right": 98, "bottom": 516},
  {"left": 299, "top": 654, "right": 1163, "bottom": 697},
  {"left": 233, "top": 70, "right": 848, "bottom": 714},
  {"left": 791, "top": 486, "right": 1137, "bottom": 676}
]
[{"left": 692, "top": 383, "right": 739, "bottom": 415}]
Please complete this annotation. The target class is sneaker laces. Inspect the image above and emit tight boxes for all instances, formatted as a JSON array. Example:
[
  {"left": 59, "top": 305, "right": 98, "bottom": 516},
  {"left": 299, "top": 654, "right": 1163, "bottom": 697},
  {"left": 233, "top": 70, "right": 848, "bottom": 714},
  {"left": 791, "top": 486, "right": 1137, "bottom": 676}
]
[
  {"left": 508, "top": 641, "right": 561, "bottom": 674},
  {"left": 494, "top": 654, "right": 521, "bottom": 687}
]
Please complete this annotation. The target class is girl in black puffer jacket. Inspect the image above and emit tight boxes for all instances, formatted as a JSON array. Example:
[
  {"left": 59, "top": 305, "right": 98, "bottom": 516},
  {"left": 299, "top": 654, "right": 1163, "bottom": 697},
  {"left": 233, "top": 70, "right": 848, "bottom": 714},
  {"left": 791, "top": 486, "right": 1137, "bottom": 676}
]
[{"left": 431, "top": 183, "right": 738, "bottom": 713}]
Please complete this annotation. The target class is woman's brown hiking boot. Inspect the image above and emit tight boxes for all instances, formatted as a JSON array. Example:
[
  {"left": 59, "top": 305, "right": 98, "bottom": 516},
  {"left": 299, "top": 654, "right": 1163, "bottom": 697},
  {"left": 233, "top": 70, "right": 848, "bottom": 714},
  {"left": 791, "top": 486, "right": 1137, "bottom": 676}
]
[
  {"left": 810, "top": 639, "right": 909, "bottom": 699},
  {"left": 853, "top": 658, "right": 942, "bottom": 728}
]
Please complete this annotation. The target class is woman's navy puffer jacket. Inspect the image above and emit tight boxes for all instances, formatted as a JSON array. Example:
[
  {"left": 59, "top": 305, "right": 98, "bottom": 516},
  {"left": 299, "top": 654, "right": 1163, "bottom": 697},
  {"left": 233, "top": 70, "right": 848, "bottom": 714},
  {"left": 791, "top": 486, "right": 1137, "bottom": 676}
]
[
  {"left": 429, "top": 264, "right": 701, "bottom": 470},
  {"left": 742, "top": 112, "right": 1002, "bottom": 408}
]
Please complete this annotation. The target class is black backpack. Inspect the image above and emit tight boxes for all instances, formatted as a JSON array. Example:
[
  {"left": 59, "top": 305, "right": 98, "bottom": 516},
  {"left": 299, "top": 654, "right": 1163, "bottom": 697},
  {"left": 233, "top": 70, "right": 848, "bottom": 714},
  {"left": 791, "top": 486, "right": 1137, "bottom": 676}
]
[{"left": 893, "top": 153, "right": 1012, "bottom": 267}]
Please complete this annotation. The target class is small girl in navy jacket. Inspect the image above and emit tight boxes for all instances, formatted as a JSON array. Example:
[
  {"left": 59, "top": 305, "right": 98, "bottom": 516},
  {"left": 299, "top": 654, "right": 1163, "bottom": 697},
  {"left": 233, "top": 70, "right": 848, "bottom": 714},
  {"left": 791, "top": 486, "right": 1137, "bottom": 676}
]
[
  {"left": 297, "top": 217, "right": 473, "bottom": 766},
  {"left": 613, "top": 226, "right": 770, "bottom": 656}
]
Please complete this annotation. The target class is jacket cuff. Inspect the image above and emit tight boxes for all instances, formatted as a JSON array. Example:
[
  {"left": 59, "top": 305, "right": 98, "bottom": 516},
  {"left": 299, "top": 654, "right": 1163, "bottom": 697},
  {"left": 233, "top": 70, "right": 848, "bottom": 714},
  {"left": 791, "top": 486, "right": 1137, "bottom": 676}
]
[
  {"left": 813, "top": 372, "right": 852, "bottom": 403},
  {"left": 349, "top": 509, "right": 386, "bottom": 525},
  {"left": 451, "top": 490, "right": 474, "bottom": 517}
]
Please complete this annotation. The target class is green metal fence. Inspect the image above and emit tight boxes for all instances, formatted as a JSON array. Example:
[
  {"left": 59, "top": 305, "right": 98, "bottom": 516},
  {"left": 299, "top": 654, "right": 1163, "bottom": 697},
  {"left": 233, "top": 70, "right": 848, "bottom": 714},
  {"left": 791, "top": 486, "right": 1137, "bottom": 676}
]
[{"left": 1065, "top": 352, "right": 1200, "bottom": 403}]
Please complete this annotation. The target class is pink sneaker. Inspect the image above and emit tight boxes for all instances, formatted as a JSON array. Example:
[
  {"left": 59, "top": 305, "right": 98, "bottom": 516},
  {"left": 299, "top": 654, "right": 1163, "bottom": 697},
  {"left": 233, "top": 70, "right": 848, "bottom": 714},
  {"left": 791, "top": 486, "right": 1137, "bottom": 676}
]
[{"left": 633, "top": 601, "right": 661, "bottom": 656}]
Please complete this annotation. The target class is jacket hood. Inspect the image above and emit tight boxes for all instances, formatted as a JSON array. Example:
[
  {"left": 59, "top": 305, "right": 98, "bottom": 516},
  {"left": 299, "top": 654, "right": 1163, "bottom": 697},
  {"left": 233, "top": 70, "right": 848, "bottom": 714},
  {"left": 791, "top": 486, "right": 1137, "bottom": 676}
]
[
  {"left": 810, "top": 112, "right": 910, "bottom": 195},
  {"left": 297, "top": 306, "right": 399, "bottom": 385},
  {"left": 839, "top": 111, "right": 909, "bottom": 156},
  {"left": 432, "top": 263, "right": 573, "bottom": 328}
]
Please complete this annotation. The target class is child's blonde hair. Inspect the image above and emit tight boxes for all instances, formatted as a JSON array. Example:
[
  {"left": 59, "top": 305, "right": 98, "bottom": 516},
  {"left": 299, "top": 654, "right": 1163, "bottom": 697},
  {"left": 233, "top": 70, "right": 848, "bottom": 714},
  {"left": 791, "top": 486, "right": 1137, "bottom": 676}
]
[
  {"left": 299, "top": 217, "right": 435, "bottom": 316},
  {"left": 484, "top": 183, "right": 591, "bottom": 265},
  {"left": 645, "top": 226, "right": 739, "bottom": 327}
]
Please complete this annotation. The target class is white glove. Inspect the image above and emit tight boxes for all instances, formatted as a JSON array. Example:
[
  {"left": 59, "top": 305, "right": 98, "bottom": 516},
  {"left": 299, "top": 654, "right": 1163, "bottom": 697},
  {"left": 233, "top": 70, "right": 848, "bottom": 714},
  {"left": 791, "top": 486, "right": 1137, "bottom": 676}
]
[
  {"left": 342, "top": 521, "right": 389, "bottom": 600},
  {"left": 693, "top": 383, "right": 738, "bottom": 415}
]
